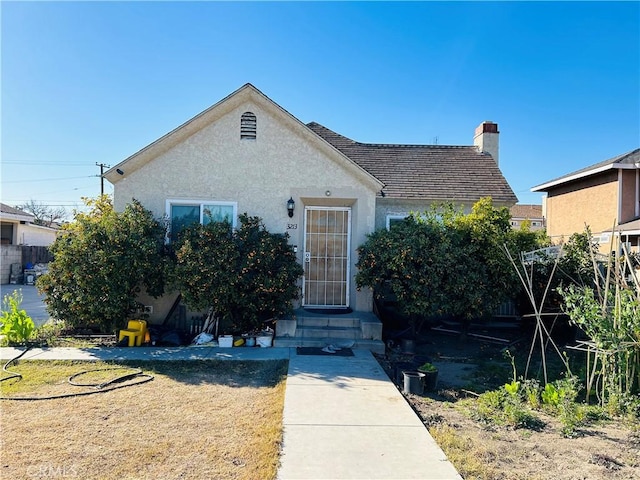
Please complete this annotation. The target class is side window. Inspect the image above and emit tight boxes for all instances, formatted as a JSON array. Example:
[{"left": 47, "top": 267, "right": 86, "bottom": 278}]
[
  {"left": 168, "top": 201, "right": 237, "bottom": 241},
  {"left": 241, "top": 112, "right": 257, "bottom": 140},
  {"left": 386, "top": 215, "right": 407, "bottom": 230},
  {"left": 170, "top": 204, "right": 200, "bottom": 241}
]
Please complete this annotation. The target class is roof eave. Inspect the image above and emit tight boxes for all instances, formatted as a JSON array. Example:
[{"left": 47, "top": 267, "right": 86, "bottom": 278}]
[
  {"left": 531, "top": 163, "right": 616, "bottom": 192},
  {"left": 105, "top": 84, "right": 383, "bottom": 192}
]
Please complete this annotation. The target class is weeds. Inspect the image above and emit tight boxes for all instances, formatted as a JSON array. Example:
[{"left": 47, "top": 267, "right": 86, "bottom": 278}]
[{"left": 0, "top": 290, "right": 35, "bottom": 345}]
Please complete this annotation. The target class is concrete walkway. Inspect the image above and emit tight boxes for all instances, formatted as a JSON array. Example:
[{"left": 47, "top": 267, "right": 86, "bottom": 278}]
[
  {"left": 279, "top": 349, "right": 461, "bottom": 480},
  {"left": 0, "top": 346, "right": 461, "bottom": 480}
]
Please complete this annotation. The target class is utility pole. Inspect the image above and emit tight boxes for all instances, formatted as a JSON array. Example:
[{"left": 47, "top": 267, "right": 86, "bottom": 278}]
[{"left": 96, "top": 163, "right": 110, "bottom": 195}]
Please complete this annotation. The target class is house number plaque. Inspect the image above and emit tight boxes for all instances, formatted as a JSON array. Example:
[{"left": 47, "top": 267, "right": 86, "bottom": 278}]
[{"left": 287, "top": 223, "right": 298, "bottom": 230}]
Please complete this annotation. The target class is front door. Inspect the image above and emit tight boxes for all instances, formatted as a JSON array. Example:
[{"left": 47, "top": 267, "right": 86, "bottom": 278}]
[{"left": 303, "top": 207, "right": 351, "bottom": 307}]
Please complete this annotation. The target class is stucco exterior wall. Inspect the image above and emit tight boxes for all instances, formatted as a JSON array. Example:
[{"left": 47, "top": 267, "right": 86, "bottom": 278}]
[
  {"left": 16, "top": 224, "right": 58, "bottom": 246},
  {"left": 112, "top": 100, "right": 378, "bottom": 316},
  {"left": 545, "top": 173, "right": 618, "bottom": 241}
]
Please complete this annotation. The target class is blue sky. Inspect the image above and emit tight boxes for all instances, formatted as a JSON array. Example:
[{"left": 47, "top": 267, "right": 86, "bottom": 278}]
[{"left": 2, "top": 1, "right": 639, "bottom": 216}]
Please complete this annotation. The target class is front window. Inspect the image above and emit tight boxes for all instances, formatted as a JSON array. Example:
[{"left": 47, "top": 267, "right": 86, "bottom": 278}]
[
  {"left": 386, "top": 215, "right": 408, "bottom": 230},
  {"left": 167, "top": 200, "right": 237, "bottom": 241}
]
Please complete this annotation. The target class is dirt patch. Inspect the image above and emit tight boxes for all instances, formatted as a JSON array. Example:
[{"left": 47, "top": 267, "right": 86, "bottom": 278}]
[{"left": 377, "top": 331, "right": 640, "bottom": 480}]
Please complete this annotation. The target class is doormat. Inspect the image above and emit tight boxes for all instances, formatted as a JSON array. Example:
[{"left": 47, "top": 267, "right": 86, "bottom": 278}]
[{"left": 296, "top": 347, "right": 354, "bottom": 357}]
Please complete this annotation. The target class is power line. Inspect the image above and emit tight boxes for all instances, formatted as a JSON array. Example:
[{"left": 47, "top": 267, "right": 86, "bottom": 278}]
[
  {"left": 1, "top": 175, "right": 95, "bottom": 184},
  {"left": 2, "top": 161, "right": 94, "bottom": 166}
]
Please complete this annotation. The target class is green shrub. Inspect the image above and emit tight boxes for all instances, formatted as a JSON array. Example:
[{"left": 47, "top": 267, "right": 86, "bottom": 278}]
[
  {"left": 356, "top": 197, "right": 541, "bottom": 335},
  {"left": 1, "top": 290, "right": 35, "bottom": 345},
  {"left": 474, "top": 387, "right": 543, "bottom": 430},
  {"left": 171, "top": 214, "right": 304, "bottom": 334},
  {"left": 37, "top": 196, "right": 169, "bottom": 333}
]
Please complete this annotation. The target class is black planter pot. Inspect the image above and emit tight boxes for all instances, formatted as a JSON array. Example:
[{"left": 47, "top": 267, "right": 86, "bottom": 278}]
[
  {"left": 420, "top": 370, "right": 438, "bottom": 392},
  {"left": 394, "top": 362, "right": 415, "bottom": 386},
  {"left": 402, "top": 371, "right": 425, "bottom": 395}
]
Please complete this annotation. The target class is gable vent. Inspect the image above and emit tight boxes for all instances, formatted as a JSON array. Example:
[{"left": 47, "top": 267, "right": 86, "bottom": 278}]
[{"left": 240, "top": 112, "right": 257, "bottom": 140}]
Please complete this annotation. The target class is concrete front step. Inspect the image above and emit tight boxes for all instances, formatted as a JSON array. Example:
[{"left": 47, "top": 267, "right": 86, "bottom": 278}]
[
  {"left": 296, "top": 316, "right": 360, "bottom": 328},
  {"left": 296, "top": 325, "right": 361, "bottom": 339},
  {"left": 274, "top": 337, "right": 385, "bottom": 355},
  {"left": 275, "top": 309, "right": 384, "bottom": 354}
]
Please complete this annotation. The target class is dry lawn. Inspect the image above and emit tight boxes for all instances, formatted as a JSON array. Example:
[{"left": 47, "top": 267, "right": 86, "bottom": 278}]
[
  {"left": 416, "top": 394, "right": 640, "bottom": 480},
  {"left": 1, "top": 359, "right": 288, "bottom": 480}
]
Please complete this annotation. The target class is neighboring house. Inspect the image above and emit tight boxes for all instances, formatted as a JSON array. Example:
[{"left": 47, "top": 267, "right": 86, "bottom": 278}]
[
  {"left": 531, "top": 148, "right": 640, "bottom": 253},
  {"left": 104, "top": 83, "right": 516, "bottom": 349},
  {"left": 509, "top": 204, "right": 545, "bottom": 231},
  {"left": 0, "top": 203, "right": 58, "bottom": 284}
]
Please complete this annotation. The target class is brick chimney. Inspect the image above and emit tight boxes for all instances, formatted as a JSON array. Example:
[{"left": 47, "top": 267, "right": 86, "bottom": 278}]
[{"left": 473, "top": 121, "right": 499, "bottom": 165}]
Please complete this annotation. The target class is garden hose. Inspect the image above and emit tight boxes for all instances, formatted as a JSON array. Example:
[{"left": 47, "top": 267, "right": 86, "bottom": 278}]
[
  {"left": 0, "top": 347, "right": 30, "bottom": 383},
  {"left": 0, "top": 349, "right": 154, "bottom": 401}
]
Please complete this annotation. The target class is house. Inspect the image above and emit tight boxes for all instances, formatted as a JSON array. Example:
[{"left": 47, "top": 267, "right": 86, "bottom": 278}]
[
  {"left": 509, "top": 204, "right": 545, "bottom": 231},
  {"left": 104, "top": 83, "right": 517, "bottom": 350},
  {"left": 532, "top": 148, "right": 640, "bottom": 253},
  {"left": 0, "top": 203, "right": 58, "bottom": 284}
]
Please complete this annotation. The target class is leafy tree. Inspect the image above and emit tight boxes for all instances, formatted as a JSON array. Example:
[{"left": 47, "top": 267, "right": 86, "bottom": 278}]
[
  {"left": 18, "top": 199, "right": 67, "bottom": 227},
  {"left": 356, "top": 197, "right": 546, "bottom": 335},
  {"left": 37, "top": 196, "right": 168, "bottom": 333},
  {"left": 171, "top": 214, "right": 304, "bottom": 334}
]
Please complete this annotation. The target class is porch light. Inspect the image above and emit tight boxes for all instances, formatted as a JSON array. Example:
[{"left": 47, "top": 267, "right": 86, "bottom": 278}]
[{"left": 287, "top": 197, "right": 295, "bottom": 218}]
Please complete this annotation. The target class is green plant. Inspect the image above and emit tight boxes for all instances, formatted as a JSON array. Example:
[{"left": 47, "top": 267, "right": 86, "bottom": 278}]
[
  {"left": 171, "top": 214, "right": 303, "bottom": 334},
  {"left": 474, "top": 387, "right": 544, "bottom": 430},
  {"left": 0, "top": 290, "right": 35, "bottom": 344},
  {"left": 559, "top": 239, "right": 639, "bottom": 410},
  {"left": 541, "top": 383, "right": 560, "bottom": 408},
  {"left": 539, "top": 376, "right": 585, "bottom": 437},
  {"left": 522, "top": 379, "right": 541, "bottom": 409},
  {"left": 418, "top": 362, "right": 437, "bottom": 373},
  {"left": 37, "top": 196, "right": 169, "bottom": 334},
  {"left": 504, "top": 380, "right": 520, "bottom": 396}
]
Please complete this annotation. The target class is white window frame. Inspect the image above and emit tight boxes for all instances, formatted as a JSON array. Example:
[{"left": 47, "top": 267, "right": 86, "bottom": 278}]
[
  {"left": 386, "top": 214, "right": 407, "bottom": 230},
  {"left": 166, "top": 199, "right": 238, "bottom": 242}
]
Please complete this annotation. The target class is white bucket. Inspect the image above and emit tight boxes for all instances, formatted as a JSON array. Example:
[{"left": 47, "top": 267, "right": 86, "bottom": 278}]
[{"left": 256, "top": 334, "right": 273, "bottom": 348}]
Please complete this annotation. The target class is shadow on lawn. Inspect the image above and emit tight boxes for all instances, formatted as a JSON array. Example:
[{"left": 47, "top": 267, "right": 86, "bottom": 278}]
[{"left": 116, "top": 359, "right": 289, "bottom": 388}]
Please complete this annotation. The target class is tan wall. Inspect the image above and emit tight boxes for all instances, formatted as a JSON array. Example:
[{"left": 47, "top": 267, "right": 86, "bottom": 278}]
[
  {"left": 112, "top": 100, "right": 378, "bottom": 318},
  {"left": 545, "top": 173, "right": 618, "bottom": 240},
  {"left": 620, "top": 169, "right": 638, "bottom": 223}
]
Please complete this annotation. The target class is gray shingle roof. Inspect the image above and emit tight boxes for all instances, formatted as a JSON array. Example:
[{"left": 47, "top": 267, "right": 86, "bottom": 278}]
[
  {"left": 532, "top": 148, "right": 640, "bottom": 192},
  {"left": 0, "top": 203, "right": 33, "bottom": 219},
  {"left": 307, "top": 122, "right": 518, "bottom": 204}
]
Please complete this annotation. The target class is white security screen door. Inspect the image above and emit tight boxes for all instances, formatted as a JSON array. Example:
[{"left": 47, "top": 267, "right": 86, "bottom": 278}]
[{"left": 303, "top": 207, "right": 351, "bottom": 307}]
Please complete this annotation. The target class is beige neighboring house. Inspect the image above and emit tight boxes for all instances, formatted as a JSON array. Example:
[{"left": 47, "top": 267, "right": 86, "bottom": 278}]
[
  {"left": 0, "top": 203, "right": 58, "bottom": 284},
  {"left": 104, "top": 83, "right": 516, "bottom": 350},
  {"left": 532, "top": 148, "right": 640, "bottom": 253},
  {"left": 509, "top": 204, "right": 545, "bottom": 231},
  {"left": 0, "top": 203, "right": 58, "bottom": 246}
]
